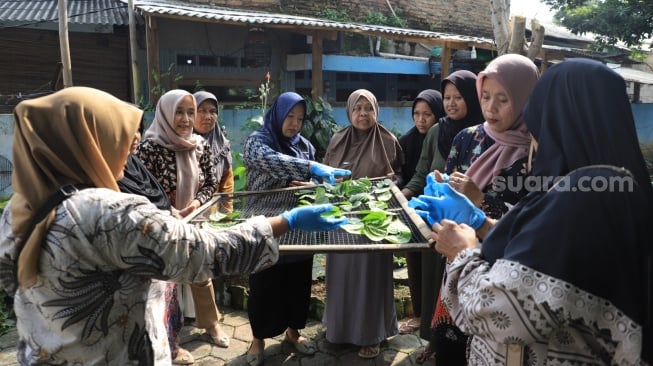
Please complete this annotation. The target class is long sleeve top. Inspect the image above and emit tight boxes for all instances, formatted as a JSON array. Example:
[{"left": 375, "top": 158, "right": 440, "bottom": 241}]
[
  {"left": 138, "top": 137, "right": 218, "bottom": 207},
  {"left": 0, "top": 188, "right": 278, "bottom": 365},
  {"left": 242, "top": 134, "right": 312, "bottom": 191},
  {"left": 445, "top": 124, "right": 529, "bottom": 219},
  {"left": 403, "top": 124, "right": 447, "bottom": 195}
]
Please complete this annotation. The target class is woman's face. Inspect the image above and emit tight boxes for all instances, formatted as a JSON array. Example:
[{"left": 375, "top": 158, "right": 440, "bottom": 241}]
[
  {"left": 129, "top": 131, "right": 141, "bottom": 155},
  {"left": 281, "top": 103, "right": 305, "bottom": 138},
  {"left": 413, "top": 100, "right": 437, "bottom": 134},
  {"left": 194, "top": 100, "right": 218, "bottom": 134},
  {"left": 443, "top": 83, "right": 468, "bottom": 121},
  {"left": 173, "top": 95, "right": 196, "bottom": 137},
  {"left": 350, "top": 97, "right": 377, "bottom": 131},
  {"left": 480, "top": 77, "right": 514, "bottom": 133}
]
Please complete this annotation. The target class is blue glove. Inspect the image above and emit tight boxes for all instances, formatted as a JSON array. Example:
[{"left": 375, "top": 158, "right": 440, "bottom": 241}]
[
  {"left": 408, "top": 182, "right": 486, "bottom": 229},
  {"left": 281, "top": 204, "right": 348, "bottom": 231},
  {"left": 309, "top": 162, "right": 351, "bottom": 185},
  {"left": 424, "top": 171, "right": 449, "bottom": 196}
]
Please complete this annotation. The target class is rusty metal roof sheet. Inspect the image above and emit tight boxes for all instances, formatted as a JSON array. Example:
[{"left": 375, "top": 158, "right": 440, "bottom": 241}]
[
  {"left": 126, "top": 0, "right": 494, "bottom": 47},
  {"left": 0, "top": 0, "right": 132, "bottom": 26}
]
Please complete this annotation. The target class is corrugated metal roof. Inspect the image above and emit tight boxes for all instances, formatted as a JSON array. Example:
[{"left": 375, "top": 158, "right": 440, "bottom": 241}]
[
  {"left": 0, "top": 0, "right": 132, "bottom": 26},
  {"left": 613, "top": 66, "right": 653, "bottom": 85},
  {"left": 125, "top": 0, "right": 494, "bottom": 47}
]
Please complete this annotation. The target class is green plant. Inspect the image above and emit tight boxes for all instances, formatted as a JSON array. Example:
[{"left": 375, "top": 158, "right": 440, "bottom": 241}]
[
  {"left": 232, "top": 152, "right": 247, "bottom": 192},
  {"left": 301, "top": 96, "right": 341, "bottom": 161},
  {"left": 138, "top": 63, "right": 185, "bottom": 111},
  {"left": 317, "top": 8, "right": 351, "bottom": 22}
]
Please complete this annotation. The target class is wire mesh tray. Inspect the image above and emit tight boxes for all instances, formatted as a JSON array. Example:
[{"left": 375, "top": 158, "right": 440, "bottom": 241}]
[{"left": 183, "top": 180, "right": 433, "bottom": 253}]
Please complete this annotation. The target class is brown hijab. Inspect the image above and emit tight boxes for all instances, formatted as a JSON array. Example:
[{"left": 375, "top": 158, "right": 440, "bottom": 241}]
[
  {"left": 11, "top": 87, "right": 142, "bottom": 288},
  {"left": 323, "top": 89, "right": 404, "bottom": 179}
]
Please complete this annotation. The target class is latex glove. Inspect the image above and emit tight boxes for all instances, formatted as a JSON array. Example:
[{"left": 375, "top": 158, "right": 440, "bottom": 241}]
[
  {"left": 309, "top": 162, "right": 351, "bottom": 185},
  {"left": 408, "top": 183, "right": 486, "bottom": 229},
  {"left": 281, "top": 204, "right": 348, "bottom": 231},
  {"left": 424, "top": 171, "right": 449, "bottom": 196}
]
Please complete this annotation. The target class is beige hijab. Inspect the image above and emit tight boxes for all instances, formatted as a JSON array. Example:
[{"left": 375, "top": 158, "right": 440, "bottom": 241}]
[
  {"left": 323, "top": 89, "right": 404, "bottom": 179},
  {"left": 11, "top": 86, "right": 142, "bottom": 288},
  {"left": 143, "top": 89, "right": 202, "bottom": 209}
]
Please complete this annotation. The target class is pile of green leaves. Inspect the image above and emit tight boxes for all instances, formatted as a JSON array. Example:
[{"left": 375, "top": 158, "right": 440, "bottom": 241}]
[
  {"left": 295, "top": 178, "right": 412, "bottom": 243},
  {"left": 203, "top": 210, "right": 241, "bottom": 229}
]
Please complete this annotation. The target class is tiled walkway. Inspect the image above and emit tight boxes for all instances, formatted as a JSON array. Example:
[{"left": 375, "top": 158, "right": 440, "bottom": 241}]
[{"left": 0, "top": 307, "right": 435, "bottom": 365}]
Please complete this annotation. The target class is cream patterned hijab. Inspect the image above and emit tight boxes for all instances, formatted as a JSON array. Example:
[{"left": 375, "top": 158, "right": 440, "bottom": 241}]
[{"left": 143, "top": 89, "right": 203, "bottom": 209}]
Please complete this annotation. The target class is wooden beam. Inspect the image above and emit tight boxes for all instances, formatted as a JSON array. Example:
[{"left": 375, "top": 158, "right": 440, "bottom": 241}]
[
  {"left": 145, "top": 15, "right": 160, "bottom": 106},
  {"left": 440, "top": 43, "right": 452, "bottom": 83},
  {"left": 128, "top": 0, "right": 141, "bottom": 103},
  {"left": 311, "top": 31, "right": 324, "bottom": 100},
  {"left": 58, "top": 0, "right": 73, "bottom": 87}
]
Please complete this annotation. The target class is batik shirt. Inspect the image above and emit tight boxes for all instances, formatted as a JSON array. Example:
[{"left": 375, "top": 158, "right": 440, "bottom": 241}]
[
  {"left": 138, "top": 137, "right": 217, "bottom": 207},
  {"left": 0, "top": 188, "right": 278, "bottom": 365},
  {"left": 242, "top": 135, "right": 311, "bottom": 191},
  {"left": 443, "top": 249, "right": 645, "bottom": 366}
]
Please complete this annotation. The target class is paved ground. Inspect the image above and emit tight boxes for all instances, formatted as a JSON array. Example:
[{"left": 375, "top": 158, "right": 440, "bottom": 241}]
[
  {"left": 0, "top": 307, "right": 435, "bottom": 365},
  {"left": 0, "top": 267, "right": 436, "bottom": 365}
]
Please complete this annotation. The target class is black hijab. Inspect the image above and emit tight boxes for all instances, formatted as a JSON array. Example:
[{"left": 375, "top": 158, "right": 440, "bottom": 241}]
[
  {"left": 118, "top": 121, "right": 171, "bottom": 211},
  {"left": 481, "top": 59, "right": 652, "bottom": 357},
  {"left": 118, "top": 155, "right": 171, "bottom": 211},
  {"left": 437, "top": 70, "right": 484, "bottom": 159},
  {"left": 400, "top": 89, "right": 444, "bottom": 182}
]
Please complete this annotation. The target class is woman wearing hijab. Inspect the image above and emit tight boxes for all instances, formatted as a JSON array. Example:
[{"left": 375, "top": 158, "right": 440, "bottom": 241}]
[
  {"left": 138, "top": 89, "right": 221, "bottom": 364},
  {"left": 242, "top": 92, "right": 349, "bottom": 366},
  {"left": 0, "top": 86, "right": 345, "bottom": 365},
  {"left": 432, "top": 58, "right": 652, "bottom": 365},
  {"left": 322, "top": 89, "right": 404, "bottom": 359},
  {"left": 397, "top": 89, "right": 444, "bottom": 336},
  {"left": 193, "top": 91, "right": 234, "bottom": 212},
  {"left": 166, "top": 91, "right": 231, "bottom": 349},
  {"left": 428, "top": 54, "right": 539, "bottom": 365},
  {"left": 400, "top": 72, "right": 483, "bottom": 349}
]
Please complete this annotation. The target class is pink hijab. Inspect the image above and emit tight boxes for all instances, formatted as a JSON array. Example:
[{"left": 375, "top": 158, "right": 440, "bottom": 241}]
[
  {"left": 144, "top": 89, "right": 203, "bottom": 209},
  {"left": 466, "top": 54, "right": 539, "bottom": 189}
]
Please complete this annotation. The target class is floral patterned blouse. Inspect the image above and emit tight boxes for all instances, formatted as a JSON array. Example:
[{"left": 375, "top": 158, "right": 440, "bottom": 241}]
[
  {"left": 445, "top": 124, "right": 530, "bottom": 219},
  {"left": 137, "top": 137, "right": 218, "bottom": 208},
  {"left": 0, "top": 189, "right": 278, "bottom": 365}
]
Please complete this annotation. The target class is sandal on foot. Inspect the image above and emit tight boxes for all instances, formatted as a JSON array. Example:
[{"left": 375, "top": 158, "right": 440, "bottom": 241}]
[
  {"left": 246, "top": 343, "right": 264, "bottom": 366},
  {"left": 210, "top": 333, "right": 230, "bottom": 348},
  {"left": 172, "top": 347, "right": 194, "bottom": 365},
  {"left": 284, "top": 332, "right": 317, "bottom": 355},
  {"left": 399, "top": 318, "right": 421, "bottom": 334},
  {"left": 358, "top": 344, "right": 380, "bottom": 359},
  {"left": 416, "top": 347, "right": 434, "bottom": 364}
]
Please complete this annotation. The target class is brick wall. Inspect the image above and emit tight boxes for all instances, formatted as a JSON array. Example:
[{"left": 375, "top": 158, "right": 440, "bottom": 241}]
[{"left": 188, "top": 0, "right": 493, "bottom": 38}]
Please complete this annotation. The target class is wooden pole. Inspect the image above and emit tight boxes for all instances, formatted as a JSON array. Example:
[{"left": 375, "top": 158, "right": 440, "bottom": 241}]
[
  {"left": 145, "top": 15, "right": 160, "bottom": 106},
  {"left": 128, "top": 0, "right": 141, "bottom": 103},
  {"left": 311, "top": 31, "right": 324, "bottom": 100},
  {"left": 57, "top": 0, "right": 73, "bottom": 87}
]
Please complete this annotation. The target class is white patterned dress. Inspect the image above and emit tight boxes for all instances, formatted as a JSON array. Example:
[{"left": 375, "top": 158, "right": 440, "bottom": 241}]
[
  {"left": 0, "top": 188, "right": 278, "bottom": 365},
  {"left": 443, "top": 249, "right": 646, "bottom": 366}
]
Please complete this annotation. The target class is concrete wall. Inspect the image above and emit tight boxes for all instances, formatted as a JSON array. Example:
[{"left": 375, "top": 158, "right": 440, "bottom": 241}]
[
  {"left": 188, "top": 0, "right": 494, "bottom": 38},
  {"left": 2, "top": 103, "right": 652, "bottom": 195}
]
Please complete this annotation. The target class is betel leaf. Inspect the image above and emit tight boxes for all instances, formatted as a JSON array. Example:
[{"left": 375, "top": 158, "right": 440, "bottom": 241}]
[
  {"left": 376, "top": 191, "right": 393, "bottom": 202},
  {"left": 385, "top": 220, "right": 412, "bottom": 244},
  {"left": 209, "top": 211, "right": 241, "bottom": 222},
  {"left": 321, "top": 206, "right": 343, "bottom": 218}
]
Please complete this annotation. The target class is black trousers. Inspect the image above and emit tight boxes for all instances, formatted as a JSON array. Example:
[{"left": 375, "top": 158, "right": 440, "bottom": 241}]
[{"left": 247, "top": 256, "right": 313, "bottom": 339}]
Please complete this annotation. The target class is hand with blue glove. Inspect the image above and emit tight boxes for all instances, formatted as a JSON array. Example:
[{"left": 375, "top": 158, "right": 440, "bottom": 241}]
[
  {"left": 309, "top": 162, "right": 351, "bottom": 185},
  {"left": 281, "top": 204, "right": 348, "bottom": 231},
  {"left": 424, "top": 171, "right": 449, "bottom": 196},
  {"left": 408, "top": 182, "right": 486, "bottom": 229}
]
